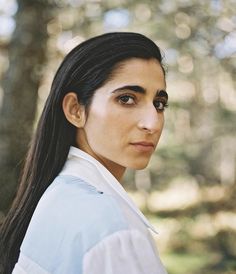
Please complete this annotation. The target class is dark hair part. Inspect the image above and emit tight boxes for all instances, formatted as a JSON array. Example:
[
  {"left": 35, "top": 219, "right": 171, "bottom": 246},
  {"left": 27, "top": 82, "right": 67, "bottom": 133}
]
[{"left": 0, "top": 32, "right": 165, "bottom": 273}]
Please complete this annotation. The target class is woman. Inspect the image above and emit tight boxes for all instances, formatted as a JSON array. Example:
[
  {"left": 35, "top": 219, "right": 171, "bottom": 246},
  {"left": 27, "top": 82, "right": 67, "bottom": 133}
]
[{"left": 0, "top": 32, "right": 169, "bottom": 274}]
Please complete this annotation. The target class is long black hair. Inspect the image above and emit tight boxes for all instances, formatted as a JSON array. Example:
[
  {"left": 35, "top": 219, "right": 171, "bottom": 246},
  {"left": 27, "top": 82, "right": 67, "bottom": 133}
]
[{"left": 0, "top": 32, "right": 165, "bottom": 273}]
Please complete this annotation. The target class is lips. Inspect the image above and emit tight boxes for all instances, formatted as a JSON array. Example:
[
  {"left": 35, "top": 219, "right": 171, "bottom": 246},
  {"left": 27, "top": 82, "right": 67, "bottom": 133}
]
[
  {"left": 131, "top": 141, "right": 154, "bottom": 147},
  {"left": 130, "top": 141, "right": 155, "bottom": 152}
]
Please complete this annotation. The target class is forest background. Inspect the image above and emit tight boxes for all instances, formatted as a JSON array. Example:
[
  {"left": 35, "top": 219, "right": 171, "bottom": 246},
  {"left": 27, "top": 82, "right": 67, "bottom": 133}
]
[{"left": 0, "top": 0, "right": 236, "bottom": 273}]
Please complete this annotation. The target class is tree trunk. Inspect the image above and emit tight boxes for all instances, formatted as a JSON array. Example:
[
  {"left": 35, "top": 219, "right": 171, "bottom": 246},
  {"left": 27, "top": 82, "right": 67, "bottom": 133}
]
[{"left": 0, "top": 0, "right": 53, "bottom": 213}]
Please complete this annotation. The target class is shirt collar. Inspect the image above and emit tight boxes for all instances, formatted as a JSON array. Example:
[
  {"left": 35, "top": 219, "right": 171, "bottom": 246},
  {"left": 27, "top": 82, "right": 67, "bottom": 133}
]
[{"left": 60, "top": 146, "right": 158, "bottom": 234}]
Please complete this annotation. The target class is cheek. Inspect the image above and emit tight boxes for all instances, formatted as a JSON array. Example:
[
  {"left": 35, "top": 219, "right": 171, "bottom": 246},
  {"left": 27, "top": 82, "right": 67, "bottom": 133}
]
[
  {"left": 85, "top": 107, "right": 129, "bottom": 147},
  {"left": 160, "top": 115, "right": 165, "bottom": 130}
]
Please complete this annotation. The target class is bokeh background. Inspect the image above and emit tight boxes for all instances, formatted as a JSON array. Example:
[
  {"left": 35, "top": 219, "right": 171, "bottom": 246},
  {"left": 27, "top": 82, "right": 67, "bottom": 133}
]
[{"left": 0, "top": 0, "right": 236, "bottom": 273}]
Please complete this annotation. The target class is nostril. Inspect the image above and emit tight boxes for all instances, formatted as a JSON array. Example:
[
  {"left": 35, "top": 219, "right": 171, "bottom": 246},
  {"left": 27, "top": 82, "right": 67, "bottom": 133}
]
[{"left": 142, "top": 127, "right": 153, "bottom": 134}]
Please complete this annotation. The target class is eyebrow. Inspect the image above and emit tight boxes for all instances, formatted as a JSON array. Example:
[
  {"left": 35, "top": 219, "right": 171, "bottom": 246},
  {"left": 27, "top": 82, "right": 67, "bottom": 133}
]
[{"left": 111, "top": 85, "right": 168, "bottom": 99}]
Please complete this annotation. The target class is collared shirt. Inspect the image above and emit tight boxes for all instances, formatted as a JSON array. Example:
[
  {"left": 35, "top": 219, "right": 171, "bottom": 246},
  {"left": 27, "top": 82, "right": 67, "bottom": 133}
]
[{"left": 13, "top": 146, "right": 167, "bottom": 274}]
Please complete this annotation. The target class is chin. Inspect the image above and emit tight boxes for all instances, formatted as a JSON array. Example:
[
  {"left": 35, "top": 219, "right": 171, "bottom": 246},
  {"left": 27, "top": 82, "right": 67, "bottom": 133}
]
[{"left": 129, "top": 160, "right": 150, "bottom": 170}]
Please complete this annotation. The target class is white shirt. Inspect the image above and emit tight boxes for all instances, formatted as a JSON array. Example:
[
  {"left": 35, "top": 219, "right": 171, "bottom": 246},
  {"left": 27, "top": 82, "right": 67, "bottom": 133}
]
[{"left": 13, "top": 146, "right": 167, "bottom": 274}]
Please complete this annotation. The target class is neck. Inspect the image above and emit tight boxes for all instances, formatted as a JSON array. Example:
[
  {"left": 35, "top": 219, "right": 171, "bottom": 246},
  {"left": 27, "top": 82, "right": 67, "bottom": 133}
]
[
  {"left": 88, "top": 151, "right": 126, "bottom": 182},
  {"left": 76, "top": 131, "right": 126, "bottom": 182},
  {"left": 76, "top": 146, "right": 126, "bottom": 183},
  {"left": 102, "top": 161, "right": 126, "bottom": 182}
]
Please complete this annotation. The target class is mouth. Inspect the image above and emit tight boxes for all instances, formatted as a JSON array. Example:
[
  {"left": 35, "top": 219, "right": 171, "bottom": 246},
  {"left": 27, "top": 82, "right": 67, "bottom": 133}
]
[{"left": 130, "top": 141, "right": 155, "bottom": 153}]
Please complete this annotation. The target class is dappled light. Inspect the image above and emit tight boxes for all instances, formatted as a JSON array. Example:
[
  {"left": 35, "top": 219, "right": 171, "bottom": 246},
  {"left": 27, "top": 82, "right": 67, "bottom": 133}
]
[{"left": 0, "top": 0, "right": 236, "bottom": 273}]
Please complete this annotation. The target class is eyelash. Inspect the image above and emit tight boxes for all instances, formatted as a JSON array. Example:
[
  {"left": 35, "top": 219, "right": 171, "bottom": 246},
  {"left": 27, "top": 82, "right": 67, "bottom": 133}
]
[
  {"left": 154, "top": 100, "right": 169, "bottom": 112},
  {"left": 118, "top": 94, "right": 168, "bottom": 112}
]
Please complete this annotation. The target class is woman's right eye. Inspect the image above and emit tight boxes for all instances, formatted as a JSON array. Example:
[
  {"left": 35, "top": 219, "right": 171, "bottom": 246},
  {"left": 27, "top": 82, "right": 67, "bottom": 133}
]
[{"left": 118, "top": 95, "right": 135, "bottom": 105}]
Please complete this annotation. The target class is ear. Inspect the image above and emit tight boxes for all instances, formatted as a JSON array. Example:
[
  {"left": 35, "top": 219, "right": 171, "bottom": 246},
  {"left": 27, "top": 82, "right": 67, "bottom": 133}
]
[{"left": 62, "top": 92, "right": 86, "bottom": 128}]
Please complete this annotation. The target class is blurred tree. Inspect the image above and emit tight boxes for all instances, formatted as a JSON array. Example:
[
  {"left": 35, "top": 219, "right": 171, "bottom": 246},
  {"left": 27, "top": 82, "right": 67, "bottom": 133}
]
[{"left": 0, "top": 0, "right": 54, "bottom": 213}]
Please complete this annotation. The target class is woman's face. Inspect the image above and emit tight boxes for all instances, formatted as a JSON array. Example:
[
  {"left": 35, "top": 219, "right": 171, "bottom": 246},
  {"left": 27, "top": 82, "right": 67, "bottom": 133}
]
[{"left": 77, "top": 58, "right": 168, "bottom": 180}]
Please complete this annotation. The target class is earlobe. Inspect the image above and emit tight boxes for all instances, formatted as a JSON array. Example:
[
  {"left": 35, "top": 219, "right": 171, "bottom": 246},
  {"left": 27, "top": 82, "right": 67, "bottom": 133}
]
[{"left": 62, "top": 92, "right": 86, "bottom": 128}]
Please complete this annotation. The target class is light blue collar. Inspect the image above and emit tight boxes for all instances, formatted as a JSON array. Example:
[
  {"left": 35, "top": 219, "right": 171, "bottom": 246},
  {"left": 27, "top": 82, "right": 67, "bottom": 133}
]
[{"left": 59, "top": 146, "right": 158, "bottom": 234}]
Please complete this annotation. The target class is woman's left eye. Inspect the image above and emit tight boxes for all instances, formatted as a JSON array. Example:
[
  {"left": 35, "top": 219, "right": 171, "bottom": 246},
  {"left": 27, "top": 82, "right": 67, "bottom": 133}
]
[
  {"left": 154, "top": 100, "right": 168, "bottom": 112},
  {"left": 118, "top": 95, "right": 135, "bottom": 105}
]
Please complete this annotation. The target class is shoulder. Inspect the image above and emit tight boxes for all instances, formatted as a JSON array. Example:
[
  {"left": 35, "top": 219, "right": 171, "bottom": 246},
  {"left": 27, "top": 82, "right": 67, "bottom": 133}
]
[
  {"left": 20, "top": 175, "right": 128, "bottom": 272},
  {"left": 38, "top": 175, "right": 127, "bottom": 231},
  {"left": 27, "top": 175, "right": 128, "bottom": 235}
]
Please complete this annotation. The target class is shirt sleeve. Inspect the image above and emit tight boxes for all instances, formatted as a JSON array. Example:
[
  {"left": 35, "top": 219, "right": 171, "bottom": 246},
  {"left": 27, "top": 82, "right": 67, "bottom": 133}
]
[
  {"left": 12, "top": 253, "right": 50, "bottom": 274},
  {"left": 82, "top": 229, "right": 168, "bottom": 274}
]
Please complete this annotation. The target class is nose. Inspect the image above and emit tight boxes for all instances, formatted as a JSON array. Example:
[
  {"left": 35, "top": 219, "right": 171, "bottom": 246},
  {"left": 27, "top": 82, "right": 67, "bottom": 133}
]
[{"left": 137, "top": 105, "right": 164, "bottom": 134}]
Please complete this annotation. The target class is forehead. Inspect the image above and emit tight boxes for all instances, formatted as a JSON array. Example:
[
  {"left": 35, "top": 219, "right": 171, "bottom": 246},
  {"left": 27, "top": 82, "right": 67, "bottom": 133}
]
[
  {"left": 108, "top": 57, "right": 166, "bottom": 89},
  {"left": 114, "top": 57, "right": 163, "bottom": 72}
]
